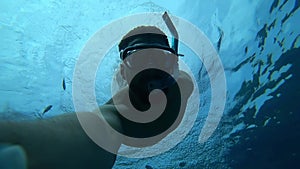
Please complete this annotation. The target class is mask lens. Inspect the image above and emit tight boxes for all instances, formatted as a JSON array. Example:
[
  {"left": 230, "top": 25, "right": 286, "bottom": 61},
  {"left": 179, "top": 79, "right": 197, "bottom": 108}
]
[{"left": 124, "top": 48, "right": 176, "bottom": 70}]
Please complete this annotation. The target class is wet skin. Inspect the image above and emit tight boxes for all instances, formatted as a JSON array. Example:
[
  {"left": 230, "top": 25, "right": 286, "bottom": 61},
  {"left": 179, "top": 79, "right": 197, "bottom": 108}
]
[{"left": 0, "top": 51, "right": 194, "bottom": 169}]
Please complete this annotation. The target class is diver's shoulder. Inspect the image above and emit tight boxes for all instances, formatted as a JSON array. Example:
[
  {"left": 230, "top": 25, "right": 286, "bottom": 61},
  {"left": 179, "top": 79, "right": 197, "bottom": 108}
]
[
  {"left": 179, "top": 70, "right": 192, "bottom": 80},
  {"left": 178, "top": 70, "right": 193, "bottom": 85},
  {"left": 178, "top": 70, "right": 194, "bottom": 96}
]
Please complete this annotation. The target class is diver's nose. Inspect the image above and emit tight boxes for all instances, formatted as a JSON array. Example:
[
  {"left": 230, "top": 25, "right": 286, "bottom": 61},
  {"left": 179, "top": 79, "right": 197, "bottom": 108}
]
[{"left": 148, "top": 80, "right": 163, "bottom": 91}]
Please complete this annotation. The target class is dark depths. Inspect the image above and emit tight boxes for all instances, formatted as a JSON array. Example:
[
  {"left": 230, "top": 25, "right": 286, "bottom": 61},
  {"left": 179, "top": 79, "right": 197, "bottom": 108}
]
[{"left": 228, "top": 47, "right": 300, "bottom": 169}]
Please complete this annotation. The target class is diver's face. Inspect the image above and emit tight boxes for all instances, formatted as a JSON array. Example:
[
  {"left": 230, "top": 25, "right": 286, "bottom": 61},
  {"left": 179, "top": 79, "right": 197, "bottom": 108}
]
[{"left": 121, "top": 48, "right": 179, "bottom": 97}]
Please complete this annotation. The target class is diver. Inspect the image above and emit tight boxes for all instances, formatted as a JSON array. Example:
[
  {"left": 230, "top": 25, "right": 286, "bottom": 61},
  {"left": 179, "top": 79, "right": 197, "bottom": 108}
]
[{"left": 0, "top": 12, "right": 193, "bottom": 169}]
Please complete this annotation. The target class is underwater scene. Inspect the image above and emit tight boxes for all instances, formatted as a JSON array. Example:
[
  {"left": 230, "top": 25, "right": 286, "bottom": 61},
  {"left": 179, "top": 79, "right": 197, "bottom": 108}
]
[{"left": 0, "top": 0, "right": 299, "bottom": 169}]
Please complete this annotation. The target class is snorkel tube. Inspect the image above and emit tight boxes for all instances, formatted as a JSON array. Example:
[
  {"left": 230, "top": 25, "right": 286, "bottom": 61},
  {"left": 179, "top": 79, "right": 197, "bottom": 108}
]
[{"left": 162, "top": 12, "right": 183, "bottom": 57}]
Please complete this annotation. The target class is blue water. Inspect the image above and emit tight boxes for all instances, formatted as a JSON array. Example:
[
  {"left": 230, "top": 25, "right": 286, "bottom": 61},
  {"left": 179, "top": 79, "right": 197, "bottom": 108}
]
[{"left": 0, "top": 0, "right": 299, "bottom": 168}]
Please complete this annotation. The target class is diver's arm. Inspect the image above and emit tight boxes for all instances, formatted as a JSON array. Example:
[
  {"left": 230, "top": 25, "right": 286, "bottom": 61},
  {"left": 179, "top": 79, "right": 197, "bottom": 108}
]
[
  {"left": 0, "top": 113, "right": 81, "bottom": 144},
  {"left": 0, "top": 108, "right": 122, "bottom": 169}
]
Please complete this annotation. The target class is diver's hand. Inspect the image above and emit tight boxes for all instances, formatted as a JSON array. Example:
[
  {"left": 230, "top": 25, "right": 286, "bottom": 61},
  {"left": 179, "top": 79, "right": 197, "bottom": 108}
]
[{"left": 0, "top": 144, "right": 26, "bottom": 169}]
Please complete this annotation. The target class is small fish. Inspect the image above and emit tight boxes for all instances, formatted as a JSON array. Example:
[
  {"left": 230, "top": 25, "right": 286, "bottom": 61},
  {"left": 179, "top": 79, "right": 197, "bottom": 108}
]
[
  {"left": 263, "top": 117, "right": 271, "bottom": 127},
  {"left": 42, "top": 105, "right": 53, "bottom": 115},
  {"left": 245, "top": 46, "right": 248, "bottom": 53},
  {"left": 62, "top": 78, "right": 66, "bottom": 90}
]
